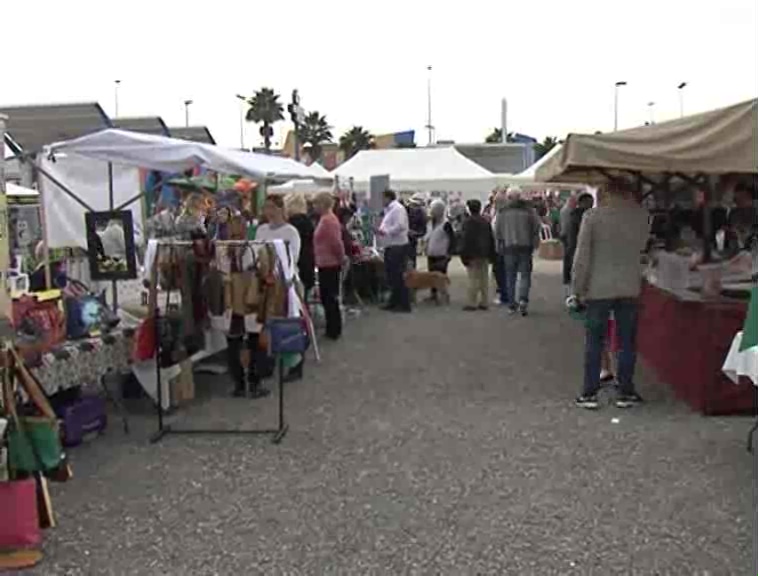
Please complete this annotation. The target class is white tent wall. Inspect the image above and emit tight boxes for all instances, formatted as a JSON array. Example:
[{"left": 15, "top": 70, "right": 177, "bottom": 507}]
[{"left": 39, "top": 154, "right": 143, "bottom": 249}]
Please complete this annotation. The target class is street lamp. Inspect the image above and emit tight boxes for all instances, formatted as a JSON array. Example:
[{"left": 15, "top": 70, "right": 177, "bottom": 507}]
[
  {"left": 235, "top": 94, "right": 247, "bottom": 150},
  {"left": 114, "top": 80, "right": 121, "bottom": 118},
  {"left": 426, "top": 66, "right": 435, "bottom": 145},
  {"left": 183, "top": 99, "right": 193, "bottom": 127},
  {"left": 614, "top": 81, "right": 627, "bottom": 131},
  {"left": 647, "top": 101, "right": 656, "bottom": 125},
  {"left": 678, "top": 82, "right": 687, "bottom": 118}
]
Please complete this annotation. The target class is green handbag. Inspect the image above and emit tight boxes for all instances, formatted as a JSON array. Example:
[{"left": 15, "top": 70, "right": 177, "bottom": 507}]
[{"left": 7, "top": 416, "right": 62, "bottom": 476}]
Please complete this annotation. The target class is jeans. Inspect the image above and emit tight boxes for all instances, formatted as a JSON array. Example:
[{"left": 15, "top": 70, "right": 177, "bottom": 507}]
[
  {"left": 318, "top": 266, "right": 342, "bottom": 339},
  {"left": 503, "top": 250, "right": 533, "bottom": 306},
  {"left": 493, "top": 256, "right": 505, "bottom": 302},
  {"left": 384, "top": 244, "right": 411, "bottom": 311},
  {"left": 583, "top": 298, "right": 639, "bottom": 396}
]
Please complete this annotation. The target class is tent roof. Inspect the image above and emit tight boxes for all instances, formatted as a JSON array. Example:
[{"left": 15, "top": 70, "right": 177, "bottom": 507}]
[
  {"left": 169, "top": 126, "right": 216, "bottom": 144},
  {"left": 334, "top": 147, "right": 494, "bottom": 182},
  {"left": 0, "top": 102, "right": 112, "bottom": 153},
  {"left": 46, "top": 129, "right": 332, "bottom": 183},
  {"left": 112, "top": 116, "right": 170, "bottom": 136},
  {"left": 537, "top": 99, "right": 758, "bottom": 183}
]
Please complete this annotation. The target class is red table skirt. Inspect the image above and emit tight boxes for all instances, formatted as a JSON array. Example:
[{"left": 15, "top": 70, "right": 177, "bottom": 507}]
[{"left": 638, "top": 281, "right": 753, "bottom": 415}]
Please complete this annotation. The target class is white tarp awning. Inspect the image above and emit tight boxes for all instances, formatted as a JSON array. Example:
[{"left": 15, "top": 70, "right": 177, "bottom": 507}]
[
  {"left": 268, "top": 179, "right": 333, "bottom": 196},
  {"left": 333, "top": 147, "right": 497, "bottom": 200},
  {"left": 45, "top": 129, "right": 332, "bottom": 183},
  {"left": 7, "top": 182, "right": 39, "bottom": 197}
]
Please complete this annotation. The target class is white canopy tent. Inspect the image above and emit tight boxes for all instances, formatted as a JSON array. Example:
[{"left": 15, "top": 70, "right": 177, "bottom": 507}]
[
  {"left": 46, "top": 129, "right": 332, "bottom": 183},
  {"left": 333, "top": 147, "right": 497, "bottom": 201},
  {"left": 7, "top": 182, "right": 39, "bottom": 198}
]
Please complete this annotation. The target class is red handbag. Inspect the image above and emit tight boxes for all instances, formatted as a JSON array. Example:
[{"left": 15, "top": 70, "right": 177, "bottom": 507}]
[{"left": 0, "top": 478, "right": 41, "bottom": 550}]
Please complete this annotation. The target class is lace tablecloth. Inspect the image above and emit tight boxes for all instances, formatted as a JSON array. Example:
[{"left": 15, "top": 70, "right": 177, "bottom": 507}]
[{"left": 29, "top": 331, "right": 133, "bottom": 396}]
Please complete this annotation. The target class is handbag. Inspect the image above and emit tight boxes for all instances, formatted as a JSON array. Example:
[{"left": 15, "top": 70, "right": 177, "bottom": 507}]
[
  {"left": 3, "top": 349, "right": 64, "bottom": 477},
  {"left": 266, "top": 317, "right": 309, "bottom": 355},
  {"left": 0, "top": 478, "right": 41, "bottom": 550}
]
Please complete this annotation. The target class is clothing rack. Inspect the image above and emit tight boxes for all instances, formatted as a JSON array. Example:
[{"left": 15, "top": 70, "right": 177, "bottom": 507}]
[{"left": 148, "top": 239, "right": 308, "bottom": 445}]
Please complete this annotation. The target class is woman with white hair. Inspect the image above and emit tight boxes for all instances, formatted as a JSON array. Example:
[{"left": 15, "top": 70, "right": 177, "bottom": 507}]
[{"left": 425, "top": 199, "right": 455, "bottom": 302}]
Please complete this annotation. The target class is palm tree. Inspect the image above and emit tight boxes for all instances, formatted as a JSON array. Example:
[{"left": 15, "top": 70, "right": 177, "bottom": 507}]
[
  {"left": 485, "top": 128, "right": 514, "bottom": 143},
  {"left": 299, "top": 111, "right": 333, "bottom": 163},
  {"left": 533, "top": 136, "right": 559, "bottom": 160},
  {"left": 244, "top": 87, "right": 284, "bottom": 153},
  {"left": 339, "top": 126, "right": 374, "bottom": 159}
]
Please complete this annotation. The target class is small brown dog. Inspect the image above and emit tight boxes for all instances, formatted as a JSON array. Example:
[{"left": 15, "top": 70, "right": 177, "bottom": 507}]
[{"left": 404, "top": 270, "right": 451, "bottom": 305}]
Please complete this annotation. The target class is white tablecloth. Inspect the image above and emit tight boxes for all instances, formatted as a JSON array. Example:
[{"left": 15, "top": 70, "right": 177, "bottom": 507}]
[{"left": 723, "top": 331, "right": 758, "bottom": 386}]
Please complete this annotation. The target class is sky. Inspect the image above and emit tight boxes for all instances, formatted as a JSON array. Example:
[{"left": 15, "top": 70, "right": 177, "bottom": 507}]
[{"left": 2, "top": 0, "right": 757, "bottom": 151}]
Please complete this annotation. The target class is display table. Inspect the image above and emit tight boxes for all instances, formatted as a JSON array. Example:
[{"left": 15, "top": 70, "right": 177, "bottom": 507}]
[
  {"left": 638, "top": 281, "right": 752, "bottom": 415},
  {"left": 26, "top": 331, "right": 133, "bottom": 396}
]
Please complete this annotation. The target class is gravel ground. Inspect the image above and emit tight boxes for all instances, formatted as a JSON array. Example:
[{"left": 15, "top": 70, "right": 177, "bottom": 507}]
[{"left": 25, "top": 259, "right": 753, "bottom": 575}]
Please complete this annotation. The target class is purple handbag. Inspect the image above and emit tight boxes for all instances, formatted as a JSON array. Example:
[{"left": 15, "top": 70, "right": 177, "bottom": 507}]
[{"left": 55, "top": 395, "right": 107, "bottom": 447}]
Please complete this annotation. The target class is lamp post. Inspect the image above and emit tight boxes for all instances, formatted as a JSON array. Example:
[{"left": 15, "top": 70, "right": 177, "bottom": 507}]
[
  {"left": 425, "top": 65, "right": 434, "bottom": 145},
  {"left": 235, "top": 94, "right": 247, "bottom": 150},
  {"left": 614, "top": 81, "right": 627, "bottom": 131},
  {"left": 647, "top": 101, "right": 656, "bottom": 125},
  {"left": 114, "top": 80, "right": 121, "bottom": 117},
  {"left": 678, "top": 82, "right": 687, "bottom": 118},
  {"left": 184, "top": 99, "right": 193, "bottom": 127}
]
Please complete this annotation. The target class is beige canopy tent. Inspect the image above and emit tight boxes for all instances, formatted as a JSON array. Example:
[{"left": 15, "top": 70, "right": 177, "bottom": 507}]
[{"left": 536, "top": 98, "right": 758, "bottom": 183}]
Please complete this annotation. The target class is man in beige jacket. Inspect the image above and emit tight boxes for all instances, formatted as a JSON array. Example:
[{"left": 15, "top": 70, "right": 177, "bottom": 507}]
[{"left": 572, "top": 183, "right": 650, "bottom": 409}]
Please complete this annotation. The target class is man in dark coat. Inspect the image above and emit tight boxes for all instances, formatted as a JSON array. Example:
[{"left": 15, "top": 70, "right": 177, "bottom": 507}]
[{"left": 460, "top": 199, "right": 496, "bottom": 311}]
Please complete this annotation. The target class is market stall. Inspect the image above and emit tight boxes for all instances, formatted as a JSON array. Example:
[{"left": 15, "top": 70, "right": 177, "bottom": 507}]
[{"left": 538, "top": 98, "right": 758, "bottom": 416}]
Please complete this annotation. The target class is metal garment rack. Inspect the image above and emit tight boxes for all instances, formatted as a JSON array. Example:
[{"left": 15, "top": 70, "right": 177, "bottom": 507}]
[{"left": 148, "top": 239, "right": 306, "bottom": 445}]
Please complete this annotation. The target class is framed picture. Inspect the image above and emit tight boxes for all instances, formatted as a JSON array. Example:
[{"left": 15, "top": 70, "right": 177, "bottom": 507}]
[{"left": 85, "top": 211, "right": 138, "bottom": 281}]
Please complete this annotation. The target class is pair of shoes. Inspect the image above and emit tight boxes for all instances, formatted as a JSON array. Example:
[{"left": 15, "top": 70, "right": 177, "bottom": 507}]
[
  {"left": 518, "top": 301, "right": 529, "bottom": 317},
  {"left": 615, "top": 392, "right": 644, "bottom": 408},
  {"left": 575, "top": 394, "right": 600, "bottom": 409},
  {"left": 478, "top": 305, "right": 489, "bottom": 311},
  {"left": 249, "top": 385, "right": 271, "bottom": 399},
  {"left": 463, "top": 306, "right": 478, "bottom": 311},
  {"left": 508, "top": 305, "right": 518, "bottom": 315}
]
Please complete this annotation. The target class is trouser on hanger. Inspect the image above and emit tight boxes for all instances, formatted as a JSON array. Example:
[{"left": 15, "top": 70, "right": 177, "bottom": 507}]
[{"left": 318, "top": 266, "right": 342, "bottom": 340}]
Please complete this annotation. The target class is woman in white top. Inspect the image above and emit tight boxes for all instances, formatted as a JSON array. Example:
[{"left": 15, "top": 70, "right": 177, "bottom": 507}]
[{"left": 255, "top": 195, "right": 301, "bottom": 265}]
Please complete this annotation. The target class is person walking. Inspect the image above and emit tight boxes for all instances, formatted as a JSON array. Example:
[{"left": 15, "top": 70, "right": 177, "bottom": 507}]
[
  {"left": 425, "top": 199, "right": 455, "bottom": 302},
  {"left": 407, "top": 193, "right": 428, "bottom": 270},
  {"left": 491, "top": 189, "right": 509, "bottom": 305},
  {"left": 313, "top": 192, "right": 346, "bottom": 340},
  {"left": 460, "top": 199, "right": 496, "bottom": 311},
  {"left": 377, "top": 189, "right": 411, "bottom": 313},
  {"left": 560, "top": 194, "right": 577, "bottom": 294},
  {"left": 572, "top": 182, "right": 650, "bottom": 410},
  {"left": 286, "top": 192, "right": 315, "bottom": 300},
  {"left": 495, "top": 187, "right": 542, "bottom": 316}
]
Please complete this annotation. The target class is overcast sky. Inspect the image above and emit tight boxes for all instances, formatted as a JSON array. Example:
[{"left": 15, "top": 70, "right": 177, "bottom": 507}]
[{"left": 2, "top": 0, "right": 757, "bottom": 151}]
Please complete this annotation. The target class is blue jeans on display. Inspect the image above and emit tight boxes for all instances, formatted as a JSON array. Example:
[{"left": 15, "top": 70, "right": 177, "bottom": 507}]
[
  {"left": 583, "top": 298, "right": 639, "bottom": 397},
  {"left": 503, "top": 250, "right": 533, "bottom": 305}
]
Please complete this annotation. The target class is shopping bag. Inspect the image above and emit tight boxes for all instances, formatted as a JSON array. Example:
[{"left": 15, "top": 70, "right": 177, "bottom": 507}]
[
  {"left": 0, "top": 478, "right": 41, "bottom": 549},
  {"left": 6, "top": 417, "right": 63, "bottom": 475},
  {"left": 266, "top": 318, "right": 309, "bottom": 355}
]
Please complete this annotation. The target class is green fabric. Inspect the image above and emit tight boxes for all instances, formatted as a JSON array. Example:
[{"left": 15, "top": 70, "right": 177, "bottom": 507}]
[
  {"left": 8, "top": 417, "right": 62, "bottom": 475},
  {"left": 739, "top": 286, "right": 758, "bottom": 352},
  {"left": 282, "top": 352, "right": 302, "bottom": 370}
]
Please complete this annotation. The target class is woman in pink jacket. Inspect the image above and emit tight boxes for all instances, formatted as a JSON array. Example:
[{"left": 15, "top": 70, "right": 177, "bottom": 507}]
[{"left": 313, "top": 192, "right": 346, "bottom": 340}]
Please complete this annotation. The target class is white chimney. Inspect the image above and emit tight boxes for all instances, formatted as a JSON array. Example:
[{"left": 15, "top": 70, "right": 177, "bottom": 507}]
[{"left": 501, "top": 98, "right": 508, "bottom": 144}]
